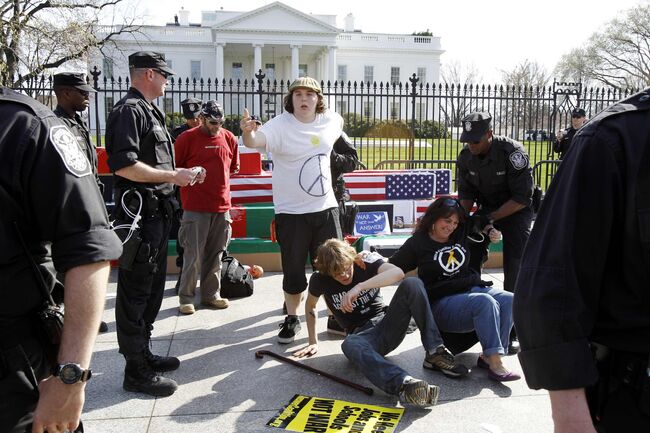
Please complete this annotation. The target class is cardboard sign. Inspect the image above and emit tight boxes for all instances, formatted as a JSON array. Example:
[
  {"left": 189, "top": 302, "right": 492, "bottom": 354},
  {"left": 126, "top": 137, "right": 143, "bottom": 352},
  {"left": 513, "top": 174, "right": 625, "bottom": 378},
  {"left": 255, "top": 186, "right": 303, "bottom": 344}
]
[
  {"left": 354, "top": 211, "right": 391, "bottom": 236},
  {"left": 267, "top": 394, "right": 404, "bottom": 433}
]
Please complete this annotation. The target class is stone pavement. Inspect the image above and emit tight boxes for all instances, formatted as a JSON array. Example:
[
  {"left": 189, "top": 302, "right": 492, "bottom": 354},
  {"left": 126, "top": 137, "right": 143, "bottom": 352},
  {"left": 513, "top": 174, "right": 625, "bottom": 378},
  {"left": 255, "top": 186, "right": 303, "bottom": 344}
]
[{"left": 85, "top": 268, "right": 553, "bottom": 433}]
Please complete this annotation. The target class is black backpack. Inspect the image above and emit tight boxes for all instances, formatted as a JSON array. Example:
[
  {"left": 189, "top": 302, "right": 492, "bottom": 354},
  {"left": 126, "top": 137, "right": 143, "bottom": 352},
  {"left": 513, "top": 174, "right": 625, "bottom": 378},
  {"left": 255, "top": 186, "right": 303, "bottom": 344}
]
[{"left": 220, "top": 253, "right": 254, "bottom": 298}]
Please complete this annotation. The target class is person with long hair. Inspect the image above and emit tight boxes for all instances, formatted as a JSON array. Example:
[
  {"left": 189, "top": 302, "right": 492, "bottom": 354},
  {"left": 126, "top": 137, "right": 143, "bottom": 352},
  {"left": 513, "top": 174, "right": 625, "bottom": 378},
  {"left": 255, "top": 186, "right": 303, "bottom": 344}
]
[{"left": 390, "top": 196, "right": 520, "bottom": 381}]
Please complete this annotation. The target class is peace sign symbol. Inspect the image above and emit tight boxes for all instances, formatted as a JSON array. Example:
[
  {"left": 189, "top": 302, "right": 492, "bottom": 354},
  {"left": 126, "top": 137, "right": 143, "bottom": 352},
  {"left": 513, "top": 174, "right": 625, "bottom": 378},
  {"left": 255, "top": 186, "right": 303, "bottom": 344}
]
[{"left": 299, "top": 154, "right": 331, "bottom": 197}]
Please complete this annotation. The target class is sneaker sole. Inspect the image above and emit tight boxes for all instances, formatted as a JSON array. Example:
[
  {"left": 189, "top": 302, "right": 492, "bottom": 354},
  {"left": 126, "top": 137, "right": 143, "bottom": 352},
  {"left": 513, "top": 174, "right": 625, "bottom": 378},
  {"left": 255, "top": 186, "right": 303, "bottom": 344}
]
[
  {"left": 423, "top": 360, "right": 468, "bottom": 378},
  {"left": 123, "top": 381, "right": 177, "bottom": 397}
]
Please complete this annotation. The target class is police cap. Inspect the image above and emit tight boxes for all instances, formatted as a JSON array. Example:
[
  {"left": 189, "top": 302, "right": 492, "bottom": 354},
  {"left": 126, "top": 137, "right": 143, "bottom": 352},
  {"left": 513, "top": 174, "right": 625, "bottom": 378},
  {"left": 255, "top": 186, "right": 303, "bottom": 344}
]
[
  {"left": 181, "top": 97, "right": 202, "bottom": 119},
  {"left": 460, "top": 112, "right": 492, "bottom": 143},
  {"left": 53, "top": 72, "right": 96, "bottom": 92},
  {"left": 128, "top": 51, "right": 175, "bottom": 76},
  {"left": 201, "top": 100, "right": 223, "bottom": 120},
  {"left": 572, "top": 107, "right": 586, "bottom": 118}
]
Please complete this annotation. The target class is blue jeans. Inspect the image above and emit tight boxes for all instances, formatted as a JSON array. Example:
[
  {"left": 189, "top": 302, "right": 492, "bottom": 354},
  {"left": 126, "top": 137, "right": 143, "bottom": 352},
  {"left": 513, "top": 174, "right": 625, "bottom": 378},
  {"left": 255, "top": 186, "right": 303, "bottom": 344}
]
[
  {"left": 341, "top": 277, "right": 444, "bottom": 395},
  {"left": 431, "top": 286, "right": 513, "bottom": 356}
]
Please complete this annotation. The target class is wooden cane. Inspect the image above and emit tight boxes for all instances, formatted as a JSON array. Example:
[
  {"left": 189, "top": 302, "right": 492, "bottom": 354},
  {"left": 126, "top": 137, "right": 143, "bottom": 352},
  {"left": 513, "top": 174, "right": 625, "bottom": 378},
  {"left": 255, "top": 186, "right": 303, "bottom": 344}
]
[{"left": 255, "top": 349, "right": 374, "bottom": 395}]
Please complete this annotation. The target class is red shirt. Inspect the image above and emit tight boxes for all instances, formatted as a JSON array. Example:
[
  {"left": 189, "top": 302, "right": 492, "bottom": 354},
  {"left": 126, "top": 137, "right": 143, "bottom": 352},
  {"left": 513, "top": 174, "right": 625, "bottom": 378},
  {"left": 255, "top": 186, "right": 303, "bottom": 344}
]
[{"left": 174, "top": 126, "right": 239, "bottom": 213}]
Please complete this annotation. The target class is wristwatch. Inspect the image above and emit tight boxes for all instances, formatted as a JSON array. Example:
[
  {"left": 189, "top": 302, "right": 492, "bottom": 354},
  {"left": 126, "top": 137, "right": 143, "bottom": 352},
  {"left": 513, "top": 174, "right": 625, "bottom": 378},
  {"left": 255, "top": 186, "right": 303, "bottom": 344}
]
[{"left": 52, "top": 363, "right": 92, "bottom": 384}]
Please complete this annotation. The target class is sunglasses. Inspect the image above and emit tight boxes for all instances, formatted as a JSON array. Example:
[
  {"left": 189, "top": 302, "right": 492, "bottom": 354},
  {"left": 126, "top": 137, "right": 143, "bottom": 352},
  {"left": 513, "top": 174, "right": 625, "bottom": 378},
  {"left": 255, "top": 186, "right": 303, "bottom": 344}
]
[
  {"left": 571, "top": 114, "right": 584, "bottom": 119},
  {"left": 440, "top": 198, "right": 460, "bottom": 208},
  {"left": 207, "top": 119, "right": 223, "bottom": 125},
  {"left": 153, "top": 69, "right": 171, "bottom": 79}
]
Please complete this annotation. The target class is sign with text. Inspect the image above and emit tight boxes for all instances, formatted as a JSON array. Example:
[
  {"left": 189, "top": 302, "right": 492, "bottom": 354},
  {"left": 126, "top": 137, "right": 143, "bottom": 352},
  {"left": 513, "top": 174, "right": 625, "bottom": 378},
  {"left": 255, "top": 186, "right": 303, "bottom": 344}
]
[
  {"left": 354, "top": 211, "right": 390, "bottom": 236},
  {"left": 267, "top": 394, "right": 404, "bottom": 433}
]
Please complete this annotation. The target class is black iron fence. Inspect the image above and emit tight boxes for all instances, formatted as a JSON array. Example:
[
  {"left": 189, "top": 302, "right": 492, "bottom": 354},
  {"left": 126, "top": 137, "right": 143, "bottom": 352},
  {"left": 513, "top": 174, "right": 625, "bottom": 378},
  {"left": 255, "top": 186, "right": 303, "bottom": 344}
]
[{"left": 10, "top": 69, "right": 636, "bottom": 191}]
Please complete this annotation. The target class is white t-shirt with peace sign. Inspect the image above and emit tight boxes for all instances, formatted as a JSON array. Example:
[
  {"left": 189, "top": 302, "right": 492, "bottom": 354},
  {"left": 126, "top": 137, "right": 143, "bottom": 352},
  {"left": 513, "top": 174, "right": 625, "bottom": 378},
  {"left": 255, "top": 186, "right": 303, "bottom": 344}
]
[{"left": 260, "top": 110, "right": 343, "bottom": 214}]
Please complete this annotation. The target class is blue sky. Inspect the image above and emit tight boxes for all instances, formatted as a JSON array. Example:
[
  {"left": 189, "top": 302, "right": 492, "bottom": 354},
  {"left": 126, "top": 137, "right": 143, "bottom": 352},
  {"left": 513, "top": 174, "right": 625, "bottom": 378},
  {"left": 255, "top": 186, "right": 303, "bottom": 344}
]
[{"left": 133, "top": 0, "right": 646, "bottom": 82}]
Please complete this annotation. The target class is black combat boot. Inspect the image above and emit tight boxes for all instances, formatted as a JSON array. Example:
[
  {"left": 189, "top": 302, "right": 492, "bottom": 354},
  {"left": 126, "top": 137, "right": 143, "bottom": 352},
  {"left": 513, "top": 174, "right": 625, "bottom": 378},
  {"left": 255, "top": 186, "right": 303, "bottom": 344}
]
[
  {"left": 144, "top": 347, "right": 180, "bottom": 372},
  {"left": 123, "top": 353, "right": 178, "bottom": 397}
]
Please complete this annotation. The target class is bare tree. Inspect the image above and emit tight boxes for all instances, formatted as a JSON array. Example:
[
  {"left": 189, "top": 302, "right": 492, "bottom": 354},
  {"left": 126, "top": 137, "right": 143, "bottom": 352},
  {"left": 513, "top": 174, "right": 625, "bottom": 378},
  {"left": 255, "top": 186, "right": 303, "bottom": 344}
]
[
  {"left": 0, "top": 0, "right": 141, "bottom": 86},
  {"left": 554, "top": 3, "right": 650, "bottom": 89},
  {"left": 439, "top": 60, "right": 482, "bottom": 126}
]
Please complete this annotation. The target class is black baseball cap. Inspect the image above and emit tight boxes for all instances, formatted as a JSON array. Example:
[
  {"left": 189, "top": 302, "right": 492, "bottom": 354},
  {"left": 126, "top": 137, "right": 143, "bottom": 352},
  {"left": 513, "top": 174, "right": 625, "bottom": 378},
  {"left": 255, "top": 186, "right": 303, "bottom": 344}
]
[
  {"left": 201, "top": 100, "right": 224, "bottom": 120},
  {"left": 53, "top": 72, "right": 95, "bottom": 92},
  {"left": 572, "top": 107, "right": 586, "bottom": 117},
  {"left": 460, "top": 112, "right": 492, "bottom": 143},
  {"left": 128, "top": 51, "right": 175, "bottom": 76},
  {"left": 181, "top": 97, "right": 202, "bottom": 119}
]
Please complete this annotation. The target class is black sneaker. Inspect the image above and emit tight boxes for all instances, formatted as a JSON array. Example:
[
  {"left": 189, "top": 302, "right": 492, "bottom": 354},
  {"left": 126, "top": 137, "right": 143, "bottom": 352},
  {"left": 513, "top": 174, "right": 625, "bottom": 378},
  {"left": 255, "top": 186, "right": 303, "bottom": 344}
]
[
  {"left": 508, "top": 337, "right": 521, "bottom": 355},
  {"left": 327, "top": 316, "right": 346, "bottom": 336},
  {"left": 278, "top": 316, "right": 301, "bottom": 344},
  {"left": 399, "top": 378, "right": 439, "bottom": 407},
  {"left": 406, "top": 318, "right": 418, "bottom": 334},
  {"left": 423, "top": 346, "right": 470, "bottom": 378},
  {"left": 144, "top": 347, "right": 180, "bottom": 372},
  {"left": 98, "top": 321, "right": 109, "bottom": 333}
]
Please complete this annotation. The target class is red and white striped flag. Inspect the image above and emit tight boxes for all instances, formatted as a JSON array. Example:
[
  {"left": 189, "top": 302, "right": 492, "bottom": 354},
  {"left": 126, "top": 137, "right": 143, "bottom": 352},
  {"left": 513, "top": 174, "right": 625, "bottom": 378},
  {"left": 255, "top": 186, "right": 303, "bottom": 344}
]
[{"left": 230, "top": 173, "right": 273, "bottom": 205}]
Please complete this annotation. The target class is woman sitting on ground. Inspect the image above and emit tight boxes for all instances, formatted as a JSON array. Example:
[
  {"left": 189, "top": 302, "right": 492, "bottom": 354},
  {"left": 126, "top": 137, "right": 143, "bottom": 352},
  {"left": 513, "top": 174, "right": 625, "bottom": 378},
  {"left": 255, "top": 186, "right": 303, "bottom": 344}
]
[{"left": 389, "top": 196, "right": 520, "bottom": 382}]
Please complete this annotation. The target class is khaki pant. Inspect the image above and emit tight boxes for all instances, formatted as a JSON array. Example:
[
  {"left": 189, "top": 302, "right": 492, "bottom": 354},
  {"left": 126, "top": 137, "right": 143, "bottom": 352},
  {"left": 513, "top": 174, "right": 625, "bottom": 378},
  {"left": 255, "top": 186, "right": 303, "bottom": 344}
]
[{"left": 178, "top": 210, "right": 231, "bottom": 305}]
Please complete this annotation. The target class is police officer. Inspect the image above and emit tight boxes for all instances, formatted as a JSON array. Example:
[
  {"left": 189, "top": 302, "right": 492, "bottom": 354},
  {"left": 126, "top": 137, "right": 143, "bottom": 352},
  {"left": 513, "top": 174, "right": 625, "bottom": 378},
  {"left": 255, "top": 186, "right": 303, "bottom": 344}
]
[
  {"left": 53, "top": 72, "right": 102, "bottom": 192},
  {"left": 0, "top": 87, "right": 122, "bottom": 432},
  {"left": 106, "top": 51, "right": 197, "bottom": 397},
  {"left": 170, "top": 97, "right": 202, "bottom": 293},
  {"left": 553, "top": 107, "right": 587, "bottom": 159},
  {"left": 170, "top": 97, "right": 202, "bottom": 141},
  {"left": 514, "top": 89, "right": 650, "bottom": 432},
  {"left": 53, "top": 72, "right": 111, "bottom": 333},
  {"left": 456, "top": 112, "right": 534, "bottom": 353}
]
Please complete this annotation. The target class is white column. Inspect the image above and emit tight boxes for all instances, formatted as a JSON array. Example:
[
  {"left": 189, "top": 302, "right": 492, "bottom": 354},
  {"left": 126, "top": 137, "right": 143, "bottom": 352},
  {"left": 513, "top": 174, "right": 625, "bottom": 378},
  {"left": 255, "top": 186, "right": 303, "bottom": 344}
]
[
  {"left": 283, "top": 57, "right": 291, "bottom": 82},
  {"left": 328, "top": 46, "right": 337, "bottom": 84},
  {"left": 291, "top": 45, "right": 300, "bottom": 80},
  {"left": 253, "top": 43, "right": 263, "bottom": 78},
  {"left": 215, "top": 43, "right": 225, "bottom": 82}
]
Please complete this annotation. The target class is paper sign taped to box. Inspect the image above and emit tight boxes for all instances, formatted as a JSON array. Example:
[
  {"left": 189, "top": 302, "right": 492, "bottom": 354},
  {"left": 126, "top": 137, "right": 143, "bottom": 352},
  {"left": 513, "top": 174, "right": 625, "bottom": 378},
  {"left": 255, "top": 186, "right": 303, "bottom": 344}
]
[
  {"left": 267, "top": 394, "right": 404, "bottom": 433},
  {"left": 354, "top": 211, "right": 391, "bottom": 236}
]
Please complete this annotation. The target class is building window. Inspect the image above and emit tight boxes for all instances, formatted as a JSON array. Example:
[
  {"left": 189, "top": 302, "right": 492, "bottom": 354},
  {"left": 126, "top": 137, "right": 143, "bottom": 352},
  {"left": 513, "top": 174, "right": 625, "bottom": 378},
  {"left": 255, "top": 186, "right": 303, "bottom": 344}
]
[
  {"left": 417, "top": 67, "right": 427, "bottom": 85},
  {"left": 190, "top": 61, "right": 201, "bottom": 80},
  {"left": 103, "top": 58, "right": 114, "bottom": 79},
  {"left": 363, "top": 101, "right": 374, "bottom": 118},
  {"left": 265, "top": 63, "right": 276, "bottom": 81},
  {"left": 336, "top": 101, "right": 348, "bottom": 115},
  {"left": 390, "top": 102, "right": 400, "bottom": 120},
  {"left": 299, "top": 64, "right": 308, "bottom": 77},
  {"left": 232, "top": 62, "right": 243, "bottom": 81},
  {"left": 364, "top": 66, "right": 374, "bottom": 84},
  {"left": 164, "top": 97, "right": 173, "bottom": 114},
  {"left": 104, "top": 96, "right": 114, "bottom": 122},
  {"left": 337, "top": 65, "right": 347, "bottom": 83},
  {"left": 391, "top": 67, "right": 400, "bottom": 85}
]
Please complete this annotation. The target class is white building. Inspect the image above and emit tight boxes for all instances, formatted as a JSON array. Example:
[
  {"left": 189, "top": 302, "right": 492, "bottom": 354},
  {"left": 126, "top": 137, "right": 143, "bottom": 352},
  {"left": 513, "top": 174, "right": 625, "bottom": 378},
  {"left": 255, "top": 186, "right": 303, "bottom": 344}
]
[{"left": 94, "top": 1, "right": 443, "bottom": 87}]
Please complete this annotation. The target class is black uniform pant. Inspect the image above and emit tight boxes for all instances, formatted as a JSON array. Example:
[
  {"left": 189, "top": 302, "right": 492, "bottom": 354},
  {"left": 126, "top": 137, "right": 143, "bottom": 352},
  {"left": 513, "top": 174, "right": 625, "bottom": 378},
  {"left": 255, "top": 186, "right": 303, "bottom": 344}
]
[
  {"left": 468, "top": 208, "right": 532, "bottom": 293},
  {"left": 115, "top": 201, "right": 173, "bottom": 358}
]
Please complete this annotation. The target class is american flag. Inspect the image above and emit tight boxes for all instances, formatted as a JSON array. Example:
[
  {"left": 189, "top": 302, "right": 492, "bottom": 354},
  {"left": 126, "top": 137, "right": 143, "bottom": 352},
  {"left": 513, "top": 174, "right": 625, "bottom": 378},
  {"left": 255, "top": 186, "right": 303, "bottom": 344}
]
[
  {"left": 230, "top": 173, "right": 273, "bottom": 204},
  {"left": 434, "top": 169, "right": 452, "bottom": 195},
  {"left": 344, "top": 170, "right": 453, "bottom": 201}
]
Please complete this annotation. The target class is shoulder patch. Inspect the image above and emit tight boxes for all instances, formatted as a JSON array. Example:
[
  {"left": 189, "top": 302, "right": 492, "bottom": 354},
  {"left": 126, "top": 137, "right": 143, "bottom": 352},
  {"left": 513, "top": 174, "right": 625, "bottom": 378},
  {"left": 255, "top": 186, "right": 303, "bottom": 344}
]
[
  {"left": 50, "top": 125, "right": 91, "bottom": 177},
  {"left": 509, "top": 150, "right": 529, "bottom": 170}
]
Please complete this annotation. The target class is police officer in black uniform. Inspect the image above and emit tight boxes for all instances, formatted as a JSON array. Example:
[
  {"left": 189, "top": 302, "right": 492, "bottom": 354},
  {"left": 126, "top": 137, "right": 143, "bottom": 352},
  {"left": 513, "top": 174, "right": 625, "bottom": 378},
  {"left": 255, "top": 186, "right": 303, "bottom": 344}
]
[
  {"left": 170, "top": 97, "right": 202, "bottom": 141},
  {"left": 456, "top": 112, "right": 534, "bottom": 353},
  {"left": 106, "top": 51, "right": 197, "bottom": 397},
  {"left": 514, "top": 89, "right": 650, "bottom": 432},
  {"left": 53, "top": 72, "right": 102, "bottom": 192},
  {"left": 0, "top": 87, "right": 122, "bottom": 433},
  {"left": 553, "top": 107, "right": 587, "bottom": 159}
]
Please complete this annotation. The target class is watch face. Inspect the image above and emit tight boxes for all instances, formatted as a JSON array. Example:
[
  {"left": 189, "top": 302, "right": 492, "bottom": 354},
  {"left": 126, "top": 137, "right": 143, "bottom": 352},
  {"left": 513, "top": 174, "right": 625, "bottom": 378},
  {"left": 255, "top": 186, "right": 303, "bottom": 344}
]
[{"left": 60, "top": 364, "right": 83, "bottom": 384}]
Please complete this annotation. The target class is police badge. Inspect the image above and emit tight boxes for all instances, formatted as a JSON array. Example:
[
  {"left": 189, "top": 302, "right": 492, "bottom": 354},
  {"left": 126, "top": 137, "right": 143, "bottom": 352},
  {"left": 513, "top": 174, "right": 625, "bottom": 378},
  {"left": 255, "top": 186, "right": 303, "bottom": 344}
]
[
  {"left": 509, "top": 151, "right": 529, "bottom": 170},
  {"left": 50, "top": 125, "right": 91, "bottom": 177}
]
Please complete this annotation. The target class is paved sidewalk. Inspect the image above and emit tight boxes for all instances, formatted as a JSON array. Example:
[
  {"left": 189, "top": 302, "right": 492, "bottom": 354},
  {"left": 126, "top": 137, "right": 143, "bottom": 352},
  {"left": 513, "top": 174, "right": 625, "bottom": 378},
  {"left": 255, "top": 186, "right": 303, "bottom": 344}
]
[{"left": 85, "top": 268, "right": 553, "bottom": 433}]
